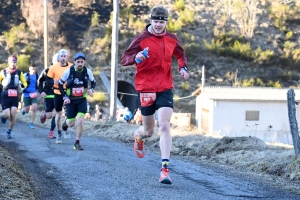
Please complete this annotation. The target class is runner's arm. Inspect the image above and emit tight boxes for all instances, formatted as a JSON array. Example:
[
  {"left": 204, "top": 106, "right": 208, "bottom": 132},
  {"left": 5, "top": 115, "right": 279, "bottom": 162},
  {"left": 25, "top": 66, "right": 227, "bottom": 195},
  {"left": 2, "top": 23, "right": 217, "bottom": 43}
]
[
  {"left": 0, "top": 71, "right": 3, "bottom": 82},
  {"left": 20, "top": 72, "right": 28, "bottom": 88},
  {"left": 58, "top": 69, "right": 70, "bottom": 99},
  {"left": 38, "top": 69, "right": 46, "bottom": 93},
  {"left": 45, "top": 66, "right": 55, "bottom": 86},
  {"left": 120, "top": 36, "right": 143, "bottom": 66},
  {"left": 87, "top": 69, "right": 96, "bottom": 91}
]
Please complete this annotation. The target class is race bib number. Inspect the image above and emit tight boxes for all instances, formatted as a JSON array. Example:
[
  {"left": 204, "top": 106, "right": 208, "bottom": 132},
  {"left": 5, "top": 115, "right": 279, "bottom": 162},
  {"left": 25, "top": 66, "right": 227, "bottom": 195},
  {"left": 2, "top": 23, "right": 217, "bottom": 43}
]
[
  {"left": 8, "top": 89, "right": 17, "bottom": 97},
  {"left": 72, "top": 87, "right": 84, "bottom": 97},
  {"left": 29, "top": 92, "right": 38, "bottom": 98},
  {"left": 140, "top": 93, "right": 156, "bottom": 107}
]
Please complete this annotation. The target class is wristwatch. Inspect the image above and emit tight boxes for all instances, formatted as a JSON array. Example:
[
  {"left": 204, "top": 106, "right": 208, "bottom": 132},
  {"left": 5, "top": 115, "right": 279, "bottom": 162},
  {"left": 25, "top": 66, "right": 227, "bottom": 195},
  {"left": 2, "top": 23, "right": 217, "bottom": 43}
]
[{"left": 181, "top": 66, "right": 188, "bottom": 72}]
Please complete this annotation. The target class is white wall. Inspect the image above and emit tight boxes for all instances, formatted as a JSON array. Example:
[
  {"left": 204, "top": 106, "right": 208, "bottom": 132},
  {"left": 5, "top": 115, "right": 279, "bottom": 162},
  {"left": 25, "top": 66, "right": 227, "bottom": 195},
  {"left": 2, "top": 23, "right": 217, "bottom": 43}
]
[
  {"left": 211, "top": 101, "right": 294, "bottom": 144},
  {"left": 196, "top": 94, "right": 214, "bottom": 132}
]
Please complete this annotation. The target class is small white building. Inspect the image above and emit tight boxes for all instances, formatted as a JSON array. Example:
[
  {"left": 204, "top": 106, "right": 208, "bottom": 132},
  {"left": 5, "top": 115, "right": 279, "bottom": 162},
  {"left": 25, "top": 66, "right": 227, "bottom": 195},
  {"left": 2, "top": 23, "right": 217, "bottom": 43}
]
[{"left": 195, "top": 86, "right": 300, "bottom": 144}]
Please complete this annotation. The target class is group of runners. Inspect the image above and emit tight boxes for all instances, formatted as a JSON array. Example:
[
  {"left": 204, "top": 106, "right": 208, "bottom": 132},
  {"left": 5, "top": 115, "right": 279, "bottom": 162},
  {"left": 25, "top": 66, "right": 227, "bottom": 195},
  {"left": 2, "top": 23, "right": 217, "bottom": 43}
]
[
  {"left": 0, "top": 4, "right": 189, "bottom": 184},
  {"left": 0, "top": 49, "right": 96, "bottom": 150}
]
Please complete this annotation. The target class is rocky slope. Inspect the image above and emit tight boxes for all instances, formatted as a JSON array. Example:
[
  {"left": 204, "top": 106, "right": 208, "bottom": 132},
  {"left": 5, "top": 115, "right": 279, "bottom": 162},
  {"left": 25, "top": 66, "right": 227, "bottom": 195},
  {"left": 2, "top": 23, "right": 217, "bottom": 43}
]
[{"left": 1, "top": 0, "right": 300, "bottom": 112}]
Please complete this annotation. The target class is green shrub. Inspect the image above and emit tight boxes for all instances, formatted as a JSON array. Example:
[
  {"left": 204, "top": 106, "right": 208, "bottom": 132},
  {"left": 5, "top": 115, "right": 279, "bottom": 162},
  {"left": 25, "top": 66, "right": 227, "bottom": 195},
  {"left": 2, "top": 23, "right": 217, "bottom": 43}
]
[
  {"left": 119, "top": 31, "right": 134, "bottom": 40},
  {"left": 213, "top": 26, "right": 220, "bottom": 37},
  {"left": 128, "top": 14, "right": 134, "bottom": 26},
  {"left": 120, "top": 6, "right": 132, "bottom": 19},
  {"left": 241, "top": 78, "right": 255, "bottom": 87},
  {"left": 253, "top": 47, "right": 274, "bottom": 64},
  {"left": 91, "top": 11, "right": 99, "bottom": 27},
  {"left": 225, "top": 71, "right": 239, "bottom": 86},
  {"left": 221, "top": 31, "right": 248, "bottom": 46},
  {"left": 4, "top": 23, "right": 27, "bottom": 48},
  {"left": 269, "top": 3, "right": 289, "bottom": 31},
  {"left": 173, "top": 94, "right": 180, "bottom": 103},
  {"left": 179, "top": 8, "right": 195, "bottom": 25},
  {"left": 180, "top": 32, "right": 195, "bottom": 43},
  {"left": 17, "top": 54, "right": 31, "bottom": 72},
  {"left": 266, "top": 80, "right": 281, "bottom": 88},
  {"left": 69, "top": 0, "right": 93, "bottom": 7},
  {"left": 286, "top": 31, "right": 293, "bottom": 40},
  {"left": 181, "top": 82, "right": 190, "bottom": 91},
  {"left": 283, "top": 41, "right": 295, "bottom": 49},
  {"left": 127, "top": 14, "right": 146, "bottom": 32},
  {"left": 166, "top": 20, "right": 182, "bottom": 33},
  {"left": 274, "top": 18, "right": 286, "bottom": 31},
  {"left": 88, "top": 92, "right": 107, "bottom": 103},
  {"left": 229, "top": 41, "right": 252, "bottom": 60},
  {"left": 91, "top": 35, "right": 111, "bottom": 53},
  {"left": 174, "top": 0, "right": 185, "bottom": 11},
  {"left": 132, "top": 19, "right": 145, "bottom": 33},
  {"left": 93, "top": 66, "right": 101, "bottom": 76},
  {"left": 280, "top": 71, "right": 292, "bottom": 81},
  {"left": 256, "top": 78, "right": 265, "bottom": 86},
  {"left": 203, "top": 39, "right": 223, "bottom": 54},
  {"left": 183, "top": 42, "right": 199, "bottom": 57},
  {"left": 105, "top": 27, "right": 112, "bottom": 36},
  {"left": 292, "top": 48, "right": 300, "bottom": 63},
  {"left": 25, "top": 44, "right": 34, "bottom": 55}
]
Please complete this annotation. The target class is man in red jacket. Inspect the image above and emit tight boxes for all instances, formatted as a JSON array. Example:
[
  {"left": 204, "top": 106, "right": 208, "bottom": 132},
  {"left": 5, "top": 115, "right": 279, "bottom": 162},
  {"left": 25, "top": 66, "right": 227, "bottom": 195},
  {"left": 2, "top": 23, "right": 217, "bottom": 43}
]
[{"left": 121, "top": 5, "right": 189, "bottom": 185}]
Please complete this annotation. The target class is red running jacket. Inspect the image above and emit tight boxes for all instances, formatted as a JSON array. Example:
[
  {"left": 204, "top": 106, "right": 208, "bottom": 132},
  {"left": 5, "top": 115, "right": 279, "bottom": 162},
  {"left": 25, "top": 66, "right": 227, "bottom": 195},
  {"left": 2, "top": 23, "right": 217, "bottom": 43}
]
[{"left": 120, "top": 24, "right": 188, "bottom": 93}]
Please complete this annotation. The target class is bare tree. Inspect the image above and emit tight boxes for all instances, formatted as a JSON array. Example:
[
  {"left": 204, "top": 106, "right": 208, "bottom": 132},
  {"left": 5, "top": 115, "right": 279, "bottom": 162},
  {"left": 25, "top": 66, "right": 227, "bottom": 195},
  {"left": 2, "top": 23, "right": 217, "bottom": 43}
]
[
  {"left": 232, "top": 0, "right": 258, "bottom": 38},
  {"left": 21, "top": 0, "right": 60, "bottom": 38},
  {"left": 215, "top": 0, "right": 235, "bottom": 27},
  {"left": 219, "top": 0, "right": 235, "bottom": 19}
]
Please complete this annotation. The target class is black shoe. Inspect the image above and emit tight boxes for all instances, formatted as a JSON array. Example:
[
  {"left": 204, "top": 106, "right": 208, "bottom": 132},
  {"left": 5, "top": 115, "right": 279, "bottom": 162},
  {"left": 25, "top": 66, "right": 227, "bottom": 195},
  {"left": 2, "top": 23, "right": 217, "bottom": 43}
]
[
  {"left": 73, "top": 143, "right": 84, "bottom": 150},
  {"left": 1, "top": 116, "right": 6, "bottom": 124},
  {"left": 6, "top": 131, "right": 11, "bottom": 139},
  {"left": 62, "top": 119, "right": 68, "bottom": 131}
]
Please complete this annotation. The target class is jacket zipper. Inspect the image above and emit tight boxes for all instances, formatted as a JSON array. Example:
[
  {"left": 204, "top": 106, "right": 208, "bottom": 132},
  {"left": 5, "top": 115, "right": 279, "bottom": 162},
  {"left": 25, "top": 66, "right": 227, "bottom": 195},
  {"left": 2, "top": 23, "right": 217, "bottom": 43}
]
[{"left": 157, "top": 38, "right": 163, "bottom": 92}]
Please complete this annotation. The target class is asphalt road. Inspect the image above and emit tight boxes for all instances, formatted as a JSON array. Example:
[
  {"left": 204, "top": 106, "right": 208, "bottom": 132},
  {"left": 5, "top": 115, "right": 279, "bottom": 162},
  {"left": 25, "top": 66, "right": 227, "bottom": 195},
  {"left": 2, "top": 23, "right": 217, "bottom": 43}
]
[{"left": 0, "top": 123, "right": 299, "bottom": 200}]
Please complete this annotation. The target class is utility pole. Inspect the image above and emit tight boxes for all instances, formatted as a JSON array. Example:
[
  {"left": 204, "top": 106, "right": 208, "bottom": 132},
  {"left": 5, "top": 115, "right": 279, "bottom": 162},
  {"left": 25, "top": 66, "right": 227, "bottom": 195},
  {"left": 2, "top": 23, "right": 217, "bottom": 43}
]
[
  {"left": 44, "top": 0, "right": 48, "bottom": 69},
  {"left": 110, "top": 0, "right": 119, "bottom": 121}
]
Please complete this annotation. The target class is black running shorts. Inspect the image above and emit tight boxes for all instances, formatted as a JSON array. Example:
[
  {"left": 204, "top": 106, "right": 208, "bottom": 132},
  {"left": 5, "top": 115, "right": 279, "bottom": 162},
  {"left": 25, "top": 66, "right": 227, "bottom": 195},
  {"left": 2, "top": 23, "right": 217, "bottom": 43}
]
[
  {"left": 138, "top": 89, "right": 173, "bottom": 116},
  {"left": 44, "top": 97, "right": 55, "bottom": 113},
  {"left": 65, "top": 98, "right": 87, "bottom": 119},
  {"left": 54, "top": 94, "right": 64, "bottom": 112},
  {"left": 1, "top": 92, "right": 19, "bottom": 110}
]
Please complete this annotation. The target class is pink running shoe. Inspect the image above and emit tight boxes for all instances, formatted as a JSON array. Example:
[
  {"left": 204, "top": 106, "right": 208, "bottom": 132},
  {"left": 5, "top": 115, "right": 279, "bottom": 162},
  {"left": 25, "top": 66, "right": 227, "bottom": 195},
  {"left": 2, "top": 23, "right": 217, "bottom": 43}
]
[
  {"left": 48, "top": 131, "right": 56, "bottom": 139},
  {"left": 133, "top": 132, "right": 145, "bottom": 158},
  {"left": 159, "top": 168, "right": 172, "bottom": 184}
]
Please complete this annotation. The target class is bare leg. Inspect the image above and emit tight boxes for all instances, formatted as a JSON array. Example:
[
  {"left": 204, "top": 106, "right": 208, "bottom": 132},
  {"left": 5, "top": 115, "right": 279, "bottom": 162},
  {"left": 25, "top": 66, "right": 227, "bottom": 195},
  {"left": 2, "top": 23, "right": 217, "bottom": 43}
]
[
  {"left": 9, "top": 107, "right": 18, "bottom": 130},
  {"left": 75, "top": 116, "right": 84, "bottom": 140},
  {"left": 137, "top": 114, "right": 155, "bottom": 140},
  {"left": 157, "top": 107, "right": 173, "bottom": 159},
  {"left": 30, "top": 103, "right": 37, "bottom": 123},
  {"left": 56, "top": 111, "right": 62, "bottom": 131},
  {"left": 2, "top": 108, "right": 11, "bottom": 119}
]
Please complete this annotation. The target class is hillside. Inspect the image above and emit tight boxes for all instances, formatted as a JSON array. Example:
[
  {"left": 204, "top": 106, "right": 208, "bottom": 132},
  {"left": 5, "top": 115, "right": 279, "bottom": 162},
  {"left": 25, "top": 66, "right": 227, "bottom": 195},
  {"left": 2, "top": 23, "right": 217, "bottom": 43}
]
[{"left": 1, "top": 0, "right": 300, "bottom": 115}]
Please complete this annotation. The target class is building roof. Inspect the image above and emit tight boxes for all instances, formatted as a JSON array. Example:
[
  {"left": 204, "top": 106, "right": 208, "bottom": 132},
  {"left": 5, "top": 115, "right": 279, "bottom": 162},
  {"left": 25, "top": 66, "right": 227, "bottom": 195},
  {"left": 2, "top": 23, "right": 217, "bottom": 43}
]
[{"left": 201, "top": 86, "right": 300, "bottom": 101}]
